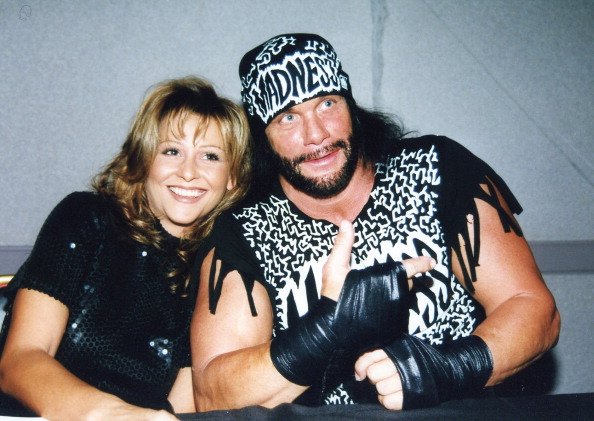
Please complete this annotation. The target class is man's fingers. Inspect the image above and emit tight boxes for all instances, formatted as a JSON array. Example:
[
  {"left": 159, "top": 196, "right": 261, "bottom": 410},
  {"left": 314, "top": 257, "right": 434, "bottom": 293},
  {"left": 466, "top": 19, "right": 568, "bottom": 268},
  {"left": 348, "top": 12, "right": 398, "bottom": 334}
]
[
  {"left": 321, "top": 221, "right": 354, "bottom": 300},
  {"left": 327, "top": 220, "right": 355, "bottom": 269},
  {"left": 366, "top": 355, "right": 398, "bottom": 384},
  {"left": 378, "top": 391, "right": 404, "bottom": 410},
  {"left": 375, "top": 373, "right": 403, "bottom": 396},
  {"left": 401, "top": 256, "right": 436, "bottom": 278},
  {"left": 354, "top": 349, "right": 388, "bottom": 381}
]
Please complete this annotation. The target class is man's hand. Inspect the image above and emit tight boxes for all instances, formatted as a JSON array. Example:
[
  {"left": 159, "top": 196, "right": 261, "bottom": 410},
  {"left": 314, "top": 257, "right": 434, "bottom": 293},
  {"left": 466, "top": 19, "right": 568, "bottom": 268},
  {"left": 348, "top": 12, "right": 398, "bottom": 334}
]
[
  {"left": 350, "top": 253, "right": 439, "bottom": 411},
  {"left": 322, "top": 221, "right": 436, "bottom": 301},
  {"left": 321, "top": 220, "right": 355, "bottom": 300},
  {"left": 354, "top": 349, "right": 404, "bottom": 410},
  {"left": 355, "top": 334, "right": 494, "bottom": 410},
  {"left": 274, "top": 220, "right": 437, "bottom": 388}
]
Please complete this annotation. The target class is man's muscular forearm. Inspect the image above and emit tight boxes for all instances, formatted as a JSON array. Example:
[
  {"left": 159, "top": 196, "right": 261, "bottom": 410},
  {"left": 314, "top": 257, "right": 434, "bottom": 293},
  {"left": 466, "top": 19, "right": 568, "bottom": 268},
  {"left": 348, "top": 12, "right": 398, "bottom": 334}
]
[
  {"left": 195, "top": 342, "right": 306, "bottom": 410},
  {"left": 271, "top": 262, "right": 409, "bottom": 385},
  {"left": 473, "top": 292, "right": 560, "bottom": 386},
  {"left": 194, "top": 261, "right": 411, "bottom": 410},
  {"left": 193, "top": 221, "right": 436, "bottom": 410}
]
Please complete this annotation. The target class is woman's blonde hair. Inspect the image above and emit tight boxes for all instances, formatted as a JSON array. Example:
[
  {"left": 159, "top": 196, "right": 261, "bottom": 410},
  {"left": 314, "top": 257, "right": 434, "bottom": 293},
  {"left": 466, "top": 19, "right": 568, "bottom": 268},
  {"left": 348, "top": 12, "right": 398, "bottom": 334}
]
[{"left": 92, "top": 76, "right": 251, "bottom": 292}]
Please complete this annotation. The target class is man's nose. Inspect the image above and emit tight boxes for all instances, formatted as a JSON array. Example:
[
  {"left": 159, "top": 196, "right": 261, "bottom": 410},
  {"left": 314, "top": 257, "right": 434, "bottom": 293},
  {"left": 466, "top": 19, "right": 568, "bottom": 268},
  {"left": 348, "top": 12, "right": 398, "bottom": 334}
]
[{"left": 304, "top": 115, "right": 329, "bottom": 146}]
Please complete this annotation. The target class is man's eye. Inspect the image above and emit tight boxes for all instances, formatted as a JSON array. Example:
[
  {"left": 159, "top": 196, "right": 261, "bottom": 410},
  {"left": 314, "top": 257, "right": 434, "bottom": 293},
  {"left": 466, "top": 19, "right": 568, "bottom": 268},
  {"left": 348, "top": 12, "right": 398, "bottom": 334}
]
[
  {"left": 281, "top": 114, "right": 295, "bottom": 123},
  {"left": 322, "top": 99, "right": 334, "bottom": 108}
]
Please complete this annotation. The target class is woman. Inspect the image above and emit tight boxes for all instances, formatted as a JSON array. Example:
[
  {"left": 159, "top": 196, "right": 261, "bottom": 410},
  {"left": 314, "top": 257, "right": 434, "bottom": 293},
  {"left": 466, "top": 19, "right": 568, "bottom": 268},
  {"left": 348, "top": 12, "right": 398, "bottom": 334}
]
[{"left": 0, "top": 76, "right": 251, "bottom": 419}]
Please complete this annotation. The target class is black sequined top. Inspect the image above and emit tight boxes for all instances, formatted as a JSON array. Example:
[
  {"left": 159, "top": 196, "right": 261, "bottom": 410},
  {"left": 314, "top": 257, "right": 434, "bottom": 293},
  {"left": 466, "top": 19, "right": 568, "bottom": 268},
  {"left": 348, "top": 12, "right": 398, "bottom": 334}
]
[{"left": 0, "top": 192, "right": 201, "bottom": 412}]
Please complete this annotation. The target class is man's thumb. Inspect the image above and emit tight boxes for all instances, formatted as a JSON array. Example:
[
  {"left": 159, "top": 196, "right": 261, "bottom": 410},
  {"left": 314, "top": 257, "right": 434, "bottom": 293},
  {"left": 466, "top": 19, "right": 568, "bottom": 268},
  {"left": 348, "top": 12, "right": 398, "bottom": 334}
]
[{"left": 327, "top": 220, "right": 355, "bottom": 268}]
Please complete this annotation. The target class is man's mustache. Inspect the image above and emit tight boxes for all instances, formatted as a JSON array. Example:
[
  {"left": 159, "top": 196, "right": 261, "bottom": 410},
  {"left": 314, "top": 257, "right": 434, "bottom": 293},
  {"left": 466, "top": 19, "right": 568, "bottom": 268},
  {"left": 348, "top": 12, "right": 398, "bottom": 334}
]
[{"left": 292, "top": 140, "right": 348, "bottom": 165}]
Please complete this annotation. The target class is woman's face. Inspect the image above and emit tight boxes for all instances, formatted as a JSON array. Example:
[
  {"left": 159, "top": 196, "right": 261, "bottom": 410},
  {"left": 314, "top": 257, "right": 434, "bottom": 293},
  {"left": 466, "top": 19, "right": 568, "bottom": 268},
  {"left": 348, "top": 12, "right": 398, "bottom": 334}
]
[{"left": 145, "top": 114, "right": 234, "bottom": 237}]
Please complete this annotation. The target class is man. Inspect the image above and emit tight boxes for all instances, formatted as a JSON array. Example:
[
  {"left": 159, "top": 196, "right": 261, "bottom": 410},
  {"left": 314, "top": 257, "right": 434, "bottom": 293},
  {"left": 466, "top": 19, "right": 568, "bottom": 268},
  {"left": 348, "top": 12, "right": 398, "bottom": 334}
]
[{"left": 190, "top": 33, "right": 560, "bottom": 410}]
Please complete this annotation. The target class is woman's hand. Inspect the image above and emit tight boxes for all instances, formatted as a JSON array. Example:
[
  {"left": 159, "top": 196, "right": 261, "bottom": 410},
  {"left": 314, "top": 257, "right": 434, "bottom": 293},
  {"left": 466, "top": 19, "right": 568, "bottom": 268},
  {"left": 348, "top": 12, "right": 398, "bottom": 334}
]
[{"left": 85, "top": 400, "right": 179, "bottom": 421}]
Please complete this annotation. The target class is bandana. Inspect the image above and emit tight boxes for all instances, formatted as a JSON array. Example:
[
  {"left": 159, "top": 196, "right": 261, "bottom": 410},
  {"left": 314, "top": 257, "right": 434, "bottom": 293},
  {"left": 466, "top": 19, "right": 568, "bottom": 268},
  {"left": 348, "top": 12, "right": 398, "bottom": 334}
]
[{"left": 239, "top": 33, "right": 352, "bottom": 128}]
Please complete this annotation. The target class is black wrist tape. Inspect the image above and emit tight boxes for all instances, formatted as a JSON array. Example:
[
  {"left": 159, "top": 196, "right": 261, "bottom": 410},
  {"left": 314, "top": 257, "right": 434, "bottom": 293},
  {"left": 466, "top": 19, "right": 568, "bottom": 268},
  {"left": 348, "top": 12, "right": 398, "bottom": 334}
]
[
  {"left": 335, "top": 261, "right": 410, "bottom": 350},
  {"left": 270, "top": 261, "right": 411, "bottom": 386},
  {"left": 270, "top": 297, "right": 338, "bottom": 386},
  {"left": 384, "top": 334, "right": 494, "bottom": 409}
]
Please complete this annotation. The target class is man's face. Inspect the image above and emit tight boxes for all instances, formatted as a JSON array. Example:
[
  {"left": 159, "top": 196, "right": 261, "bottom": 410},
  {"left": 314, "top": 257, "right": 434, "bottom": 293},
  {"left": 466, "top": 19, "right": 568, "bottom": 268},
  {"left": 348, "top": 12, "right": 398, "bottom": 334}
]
[{"left": 264, "top": 95, "right": 358, "bottom": 198}]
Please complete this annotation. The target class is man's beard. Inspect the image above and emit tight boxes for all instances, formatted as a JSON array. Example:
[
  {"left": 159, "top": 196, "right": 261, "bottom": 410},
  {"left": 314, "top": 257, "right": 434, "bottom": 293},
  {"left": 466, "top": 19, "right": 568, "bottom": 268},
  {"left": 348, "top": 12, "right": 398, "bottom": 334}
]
[{"left": 271, "top": 136, "right": 359, "bottom": 199}]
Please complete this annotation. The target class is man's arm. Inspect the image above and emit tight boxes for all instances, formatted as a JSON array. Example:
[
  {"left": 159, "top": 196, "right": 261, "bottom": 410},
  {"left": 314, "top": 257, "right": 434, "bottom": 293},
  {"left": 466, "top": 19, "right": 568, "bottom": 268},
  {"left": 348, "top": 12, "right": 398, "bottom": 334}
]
[
  {"left": 190, "top": 249, "right": 305, "bottom": 410},
  {"left": 458, "top": 192, "right": 560, "bottom": 384},
  {"left": 190, "top": 221, "right": 357, "bottom": 410},
  {"left": 355, "top": 188, "right": 560, "bottom": 409},
  {"left": 191, "top": 221, "right": 435, "bottom": 410}
]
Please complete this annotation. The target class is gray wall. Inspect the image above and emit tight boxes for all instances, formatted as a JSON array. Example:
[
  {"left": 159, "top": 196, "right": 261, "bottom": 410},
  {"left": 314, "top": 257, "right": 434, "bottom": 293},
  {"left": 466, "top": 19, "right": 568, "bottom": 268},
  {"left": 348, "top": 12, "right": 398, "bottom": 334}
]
[{"left": 0, "top": 0, "right": 592, "bottom": 396}]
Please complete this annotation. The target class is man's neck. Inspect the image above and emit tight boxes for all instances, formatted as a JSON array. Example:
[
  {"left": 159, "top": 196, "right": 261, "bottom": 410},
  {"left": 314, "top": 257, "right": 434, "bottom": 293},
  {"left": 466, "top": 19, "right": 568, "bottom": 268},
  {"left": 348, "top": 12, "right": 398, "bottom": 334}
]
[{"left": 280, "top": 160, "right": 375, "bottom": 226}]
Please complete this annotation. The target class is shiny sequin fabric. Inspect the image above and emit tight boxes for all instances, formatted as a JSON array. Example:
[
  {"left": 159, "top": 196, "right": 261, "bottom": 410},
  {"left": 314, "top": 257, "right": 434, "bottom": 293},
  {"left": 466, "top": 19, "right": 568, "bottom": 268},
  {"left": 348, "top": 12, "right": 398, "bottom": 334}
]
[{"left": 0, "top": 192, "right": 199, "bottom": 411}]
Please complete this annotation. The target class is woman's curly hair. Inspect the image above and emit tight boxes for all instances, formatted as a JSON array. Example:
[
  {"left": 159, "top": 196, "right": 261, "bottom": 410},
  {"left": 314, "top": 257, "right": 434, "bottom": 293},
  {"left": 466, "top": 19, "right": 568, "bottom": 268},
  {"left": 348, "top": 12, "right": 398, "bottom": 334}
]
[{"left": 92, "top": 76, "right": 251, "bottom": 294}]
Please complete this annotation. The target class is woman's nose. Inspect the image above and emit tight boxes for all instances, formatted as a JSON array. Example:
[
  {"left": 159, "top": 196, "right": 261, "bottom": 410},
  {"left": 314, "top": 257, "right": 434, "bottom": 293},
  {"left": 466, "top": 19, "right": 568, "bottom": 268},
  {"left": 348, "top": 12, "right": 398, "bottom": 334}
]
[{"left": 179, "top": 156, "right": 199, "bottom": 181}]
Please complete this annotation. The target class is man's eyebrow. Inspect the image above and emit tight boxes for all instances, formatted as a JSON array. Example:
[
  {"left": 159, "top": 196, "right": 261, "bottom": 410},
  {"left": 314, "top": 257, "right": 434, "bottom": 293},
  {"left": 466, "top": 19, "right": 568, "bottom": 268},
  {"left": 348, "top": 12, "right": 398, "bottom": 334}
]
[{"left": 279, "top": 107, "right": 296, "bottom": 115}]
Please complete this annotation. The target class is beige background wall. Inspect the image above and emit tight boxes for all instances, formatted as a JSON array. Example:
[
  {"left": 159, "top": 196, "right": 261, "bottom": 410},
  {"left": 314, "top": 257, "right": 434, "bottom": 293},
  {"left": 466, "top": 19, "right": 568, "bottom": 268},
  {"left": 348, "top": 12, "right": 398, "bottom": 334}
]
[{"left": 0, "top": 0, "right": 592, "bottom": 395}]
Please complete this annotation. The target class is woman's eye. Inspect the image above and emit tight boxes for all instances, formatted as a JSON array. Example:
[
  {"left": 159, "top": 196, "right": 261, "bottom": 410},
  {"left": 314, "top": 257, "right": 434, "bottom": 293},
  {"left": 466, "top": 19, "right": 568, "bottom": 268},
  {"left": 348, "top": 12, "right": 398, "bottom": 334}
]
[
  {"left": 203, "top": 152, "right": 221, "bottom": 161},
  {"left": 163, "top": 148, "right": 179, "bottom": 156}
]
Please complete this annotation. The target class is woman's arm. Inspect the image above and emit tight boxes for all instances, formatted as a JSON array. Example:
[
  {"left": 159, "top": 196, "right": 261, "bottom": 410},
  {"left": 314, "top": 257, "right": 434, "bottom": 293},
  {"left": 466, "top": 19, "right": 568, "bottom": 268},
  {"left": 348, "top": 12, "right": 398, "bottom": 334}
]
[
  {"left": 167, "top": 367, "right": 196, "bottom": 414},
  {"left": 0, "top": 289, "right": 177, "bottom": 420}
]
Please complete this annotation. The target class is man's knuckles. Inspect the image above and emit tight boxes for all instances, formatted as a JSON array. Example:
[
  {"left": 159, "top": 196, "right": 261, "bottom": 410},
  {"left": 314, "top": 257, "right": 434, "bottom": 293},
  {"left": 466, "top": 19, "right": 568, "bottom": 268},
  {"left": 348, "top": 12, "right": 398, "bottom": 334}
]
[
  {"left": 376, "top": 376, "right": 402, "bottom": 396},
  {"left": 378, "top": 392, "right": 404, "bottom": 410},
  {"left": 366, "top": 357, "right": 398, "bottom": 383},
  {"left": 403, "top": 256, "right": 435, "bottom": 278}
]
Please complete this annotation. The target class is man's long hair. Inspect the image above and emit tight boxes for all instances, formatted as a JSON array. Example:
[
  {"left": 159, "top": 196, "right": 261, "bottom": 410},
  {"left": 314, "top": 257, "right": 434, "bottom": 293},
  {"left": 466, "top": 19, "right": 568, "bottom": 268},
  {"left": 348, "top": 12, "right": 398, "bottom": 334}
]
[{"left": 246, "top": 96, "right": 407, "bottom": 200}]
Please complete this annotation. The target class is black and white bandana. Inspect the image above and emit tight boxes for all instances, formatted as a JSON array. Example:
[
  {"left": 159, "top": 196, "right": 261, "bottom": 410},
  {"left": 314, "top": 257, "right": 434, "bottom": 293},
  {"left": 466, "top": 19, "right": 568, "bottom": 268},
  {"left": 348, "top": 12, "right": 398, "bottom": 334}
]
[{"left": 239, "top": 33, "right": 352, "bottom": 127}]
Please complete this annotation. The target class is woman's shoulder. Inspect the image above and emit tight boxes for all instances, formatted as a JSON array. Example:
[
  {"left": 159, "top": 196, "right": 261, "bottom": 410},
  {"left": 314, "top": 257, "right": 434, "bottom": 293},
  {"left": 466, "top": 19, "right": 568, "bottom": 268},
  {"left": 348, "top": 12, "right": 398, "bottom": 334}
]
[
  {"left": 56, "top": 190, "right": 106, "bottom": 209},
  {"left": 45, "top": 191, "right": 119, "bottom": 234}
]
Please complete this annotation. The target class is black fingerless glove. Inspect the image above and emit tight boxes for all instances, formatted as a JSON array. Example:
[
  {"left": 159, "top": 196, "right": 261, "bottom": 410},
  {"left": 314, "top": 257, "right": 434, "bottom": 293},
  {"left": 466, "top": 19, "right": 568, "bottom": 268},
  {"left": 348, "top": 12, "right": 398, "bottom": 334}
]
[
  {"left": 334, "top": 261, "right": 410, "bottom": 349},
  {"left": 270, "top": 296, "right": 338, "bottom": 385},
  {"left": 270, "top": 261, "right": 409, "bottom": 386},
  {"left": 383, "top": 334, "right": 493, "bottom": 409}
]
